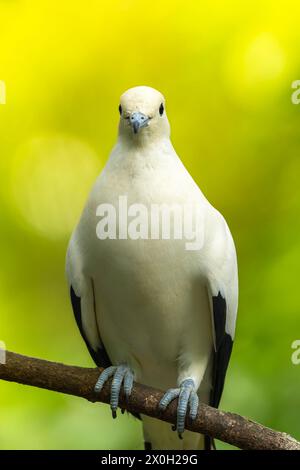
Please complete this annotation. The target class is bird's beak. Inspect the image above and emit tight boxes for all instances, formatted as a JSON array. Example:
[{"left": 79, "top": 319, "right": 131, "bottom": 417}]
[{"left": 130, "top": 112, "right": 150, "bottom": 134}]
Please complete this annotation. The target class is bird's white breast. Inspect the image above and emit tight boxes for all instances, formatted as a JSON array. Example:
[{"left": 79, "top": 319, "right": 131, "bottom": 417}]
[{"left": 77, "top": 143, "right": 213, "bottom": 390}]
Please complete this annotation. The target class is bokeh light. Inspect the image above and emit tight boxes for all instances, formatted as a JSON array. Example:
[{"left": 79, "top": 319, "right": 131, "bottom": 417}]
[{"left": 10, "top": 135, "right": 100, "bottom": 239}]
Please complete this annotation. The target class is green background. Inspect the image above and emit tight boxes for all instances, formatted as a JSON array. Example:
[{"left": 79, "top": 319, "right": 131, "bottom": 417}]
[{"left": 0, "top": 0, "right": 299, "bottom": 449}]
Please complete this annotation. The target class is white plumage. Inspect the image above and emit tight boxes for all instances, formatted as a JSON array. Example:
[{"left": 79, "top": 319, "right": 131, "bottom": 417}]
[{"left": 66, "top": 86, "right": 238, "bottom": 450}]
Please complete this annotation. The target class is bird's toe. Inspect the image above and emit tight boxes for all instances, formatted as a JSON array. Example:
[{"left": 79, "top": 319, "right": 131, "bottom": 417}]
[
  {"left": 159, "top": 388, "right": 180, "bottom": 411},
  {"left": 159, "top": 378, "right": 198, "bottom": 439},
  {"left": 94, "top": 365, "right": 117, "bottom": 393},
  {"left": 94, "top": 364, "right": 134, "bottom": 419},
  {"left": 123, "top": 368, "right": 134, "bottom": 398},
  {"left": 177, "top": 380, "right": 192, "bottom": 437},
  {"left": 188, "top": 390, "right": 199, "bottom": 421}
]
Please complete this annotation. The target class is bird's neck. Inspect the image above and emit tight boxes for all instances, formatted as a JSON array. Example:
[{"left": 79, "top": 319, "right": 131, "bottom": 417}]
[
  {"left": 117, "top": 132, "right": 171, "bottom": 150},
  {"left": 111, "top": 136, "right": 178, "bottom": 165}
]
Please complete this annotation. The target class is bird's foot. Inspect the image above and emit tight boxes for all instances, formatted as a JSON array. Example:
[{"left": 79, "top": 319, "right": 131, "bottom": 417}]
[
  {"left": 158, "top": 378, "right": 199, "bottom": 439},
  {"left": 94, "top": 365, "right": 134, "bottom": 419}
]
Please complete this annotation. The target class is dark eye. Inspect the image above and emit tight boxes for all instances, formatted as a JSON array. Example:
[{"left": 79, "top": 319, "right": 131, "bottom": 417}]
[
  {"left": 118, "top": 104, "right": 122, "bottom": 115},
  {"left": 159, "top": 103, "right": 164, "bottom": 116}
]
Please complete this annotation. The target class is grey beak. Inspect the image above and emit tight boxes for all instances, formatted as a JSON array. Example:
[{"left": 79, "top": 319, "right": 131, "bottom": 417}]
[{"left": 130, "top": 112, "right": 149, "bottom": 134}]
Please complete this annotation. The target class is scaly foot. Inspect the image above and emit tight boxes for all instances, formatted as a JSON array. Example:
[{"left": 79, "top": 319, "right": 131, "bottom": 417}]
[
  {"left": 94, "top": 365, "right": 134, "bottom": 418},
  {"left": 159, "top": 378, "right": 199, "bottom": 438}
]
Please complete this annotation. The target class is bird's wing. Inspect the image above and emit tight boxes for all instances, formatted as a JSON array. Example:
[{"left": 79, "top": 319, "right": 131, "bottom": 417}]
[
  {"left": 205, "top": 208, "right": 238, "bottom": 409},
  {"left": 66, "top": 236, "right": 111, "bottom": 369}
]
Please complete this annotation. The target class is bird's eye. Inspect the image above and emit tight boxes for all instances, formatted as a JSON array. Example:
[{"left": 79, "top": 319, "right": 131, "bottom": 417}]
[
  {"left": 159, "top": 103, "right": 164, "bottom": 116},
  {"left": 118, "top": 104, "right": 122, "bottom": 115}
]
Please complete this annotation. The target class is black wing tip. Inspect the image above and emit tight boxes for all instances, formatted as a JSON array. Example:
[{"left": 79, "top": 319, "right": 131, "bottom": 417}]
[
  {"left": 211, "top": 291, "right": 234, "bottom": 409},
  {"left": 210, "top": 333, "right": 233, "bottom": 408}
]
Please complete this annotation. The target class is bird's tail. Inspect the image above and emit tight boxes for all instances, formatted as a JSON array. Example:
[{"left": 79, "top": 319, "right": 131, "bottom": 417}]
[{"left": 142, "top": 416, "right": 206, "bottom": 450}]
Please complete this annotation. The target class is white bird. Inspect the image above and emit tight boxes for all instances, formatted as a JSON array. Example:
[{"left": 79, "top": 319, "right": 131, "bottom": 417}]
[{"left": 66, "top": 86, "right": 238, "bottom": 450}]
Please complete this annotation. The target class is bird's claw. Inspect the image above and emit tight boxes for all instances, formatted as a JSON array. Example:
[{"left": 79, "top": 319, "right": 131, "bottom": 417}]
[
  {"left": 159, "top": 378, "right": 199, "bottom": 438},
  {"left": 94, "top": 365, "right": 134, "bottom": 419}
]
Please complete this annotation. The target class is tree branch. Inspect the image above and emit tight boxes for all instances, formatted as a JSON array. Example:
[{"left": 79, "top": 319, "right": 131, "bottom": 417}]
[{"left": 0, "top": 351, "right": 299, "bottom": 450}]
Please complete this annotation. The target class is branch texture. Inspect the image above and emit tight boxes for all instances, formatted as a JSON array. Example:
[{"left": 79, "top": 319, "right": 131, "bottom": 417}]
[{"left": 0, "top": 351, "right": 299, "bottom": 450}]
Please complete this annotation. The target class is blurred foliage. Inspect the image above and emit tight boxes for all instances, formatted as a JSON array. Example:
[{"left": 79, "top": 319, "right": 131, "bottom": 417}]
[{"left": 0, "top": 0, "right": 300, "bottom": 450}]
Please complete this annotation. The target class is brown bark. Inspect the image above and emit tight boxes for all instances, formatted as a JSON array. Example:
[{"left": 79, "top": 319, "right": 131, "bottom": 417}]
[{"left": 0, "top": 351, "right": 299, "bottom": 450}]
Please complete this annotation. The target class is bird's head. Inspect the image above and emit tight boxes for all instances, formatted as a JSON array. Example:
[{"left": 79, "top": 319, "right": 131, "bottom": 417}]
[{"left": 118, "top": 86, "right": 170, "bottom": 143}]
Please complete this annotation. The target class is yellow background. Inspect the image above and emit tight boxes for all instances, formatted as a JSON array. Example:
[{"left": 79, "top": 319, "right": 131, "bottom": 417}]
[{"left": 0, "top": 0, "right": 300, "bottom": 449}]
